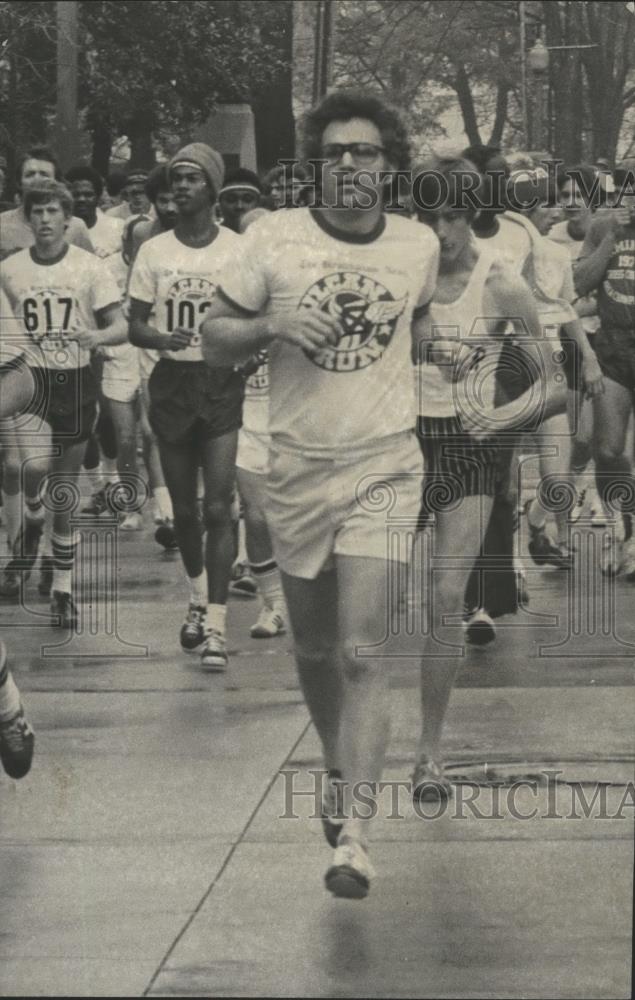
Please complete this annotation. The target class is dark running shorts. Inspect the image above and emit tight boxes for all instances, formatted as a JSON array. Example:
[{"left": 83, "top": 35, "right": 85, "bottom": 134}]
[
  {"left": 417, "top": 415, "right": 499, "bottom": 526},
  {"left": 149, "top": 358, "right": 244, "bottom": 445},
  {"left": 556, "top": 330, "right": 583, "bottom": 393},
  {"left": 593, "top": 328, "right": 635, "bottom": 394},
  {"left": 22, "top": 365, "right": 98, "bottom": 446}
]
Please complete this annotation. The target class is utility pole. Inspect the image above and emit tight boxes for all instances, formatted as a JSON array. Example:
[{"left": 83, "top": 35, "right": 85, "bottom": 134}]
[{"left": 55, "top": 0, "right": 79, "bottom": 171}]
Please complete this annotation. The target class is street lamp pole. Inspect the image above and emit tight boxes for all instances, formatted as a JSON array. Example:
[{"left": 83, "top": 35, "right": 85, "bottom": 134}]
[{"left": 527, "top": 30, "right": 550, "bottom": 153}]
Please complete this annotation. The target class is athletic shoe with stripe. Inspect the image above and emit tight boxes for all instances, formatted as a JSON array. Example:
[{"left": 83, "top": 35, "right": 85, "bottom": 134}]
[
  {"left": 412, "top": 756, "right": 453, "bottom": 803},
  {"left": 200, "top": 629, "right": 228, "bottom": 672},
  {"left": 250, "top": 606, "right": 286, "bottom": 639},
  {"left": 180, "top": 604, "right": 207, "bottom": 651},
  {"left": 325, "top": 835, "right": 376, "bottom": 900}
]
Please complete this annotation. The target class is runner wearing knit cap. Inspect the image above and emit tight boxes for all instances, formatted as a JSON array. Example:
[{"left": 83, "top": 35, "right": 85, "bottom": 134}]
[{"left": 128, "top": 142, "right": 244, "bottom": 670}]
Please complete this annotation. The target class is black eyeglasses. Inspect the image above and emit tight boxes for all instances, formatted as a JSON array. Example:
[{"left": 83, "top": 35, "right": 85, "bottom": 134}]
[{"left": 321, "top": 143, "right": 386, "bottom": 166}]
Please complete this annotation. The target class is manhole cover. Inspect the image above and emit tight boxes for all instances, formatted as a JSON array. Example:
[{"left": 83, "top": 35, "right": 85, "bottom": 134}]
[{"left": 446, "top": 757, "right": 634, "bottom": 787}]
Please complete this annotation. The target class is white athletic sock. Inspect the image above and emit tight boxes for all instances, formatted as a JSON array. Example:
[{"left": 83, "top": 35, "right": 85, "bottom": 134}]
[
  {"left": 52, "top": 532, "right": 77, "bottom": 595},
  {"left": 41, "top": 509, "right": 53, "bottom": 557},
  {"left": 237, "top": 518, "right": 248, "bottom": 564},
  {"left": 52, "top": 568, "right": 72, "bottom": 594},
  {"left": 0, "top": 668, "right": 22, "bottom": 723},
  {"left": 103, "top": 457, "right": 118, "bottom": 479},
  {"left": 207, "top": 603, "right": 227, "bottom": 636},
  {"left": 154, "top": 486, "right": 173, "bottom": 521},
  {"left": 88, "top": 464, "right": 104, "bottom": 492},
  {"left": 3, "top": 490, "right": 22, "bottom": 547},
  {"left": 250, "top": 559, "right": 285, "bottom": 610},
  {"left": 187, "top": 570, "right": 207, "bottom": 607},
  {"left": 526, "top": 497, "right": 546, "bottom": 530}
]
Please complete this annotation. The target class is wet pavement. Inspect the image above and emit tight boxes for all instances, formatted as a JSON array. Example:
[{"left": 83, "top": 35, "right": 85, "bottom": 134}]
[{"left": 0, "top": 512, "right": 633, "bottom": 998}]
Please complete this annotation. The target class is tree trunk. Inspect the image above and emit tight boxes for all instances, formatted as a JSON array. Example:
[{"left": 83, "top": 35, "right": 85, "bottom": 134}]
[
  {"left": 127, "top": 115, "right": 156, "bottom": 168},
  {"left": 488, "top": 81, "right": 509, "bottom": 147},
  {"left": 580, "top": 2, "right": 634, "bottom": 164},
  {"left": 453, "top": 61, "right": 482, "bottom": 147},
  {"left": 253, "top": 0, "right": 295, "bottom": 170},
  {"left": 90, "top": 117, "right": 113, "bottom": 177}
]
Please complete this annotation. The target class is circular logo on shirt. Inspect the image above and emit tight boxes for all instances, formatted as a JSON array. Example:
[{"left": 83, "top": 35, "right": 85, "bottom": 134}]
[{"left": 298, "top": 271, "right": 407, "bottom": 372}]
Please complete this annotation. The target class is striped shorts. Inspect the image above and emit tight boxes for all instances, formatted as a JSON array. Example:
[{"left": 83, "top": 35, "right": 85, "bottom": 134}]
[{"left": 416, "top": 415, "right": 499, "bottom": 524}]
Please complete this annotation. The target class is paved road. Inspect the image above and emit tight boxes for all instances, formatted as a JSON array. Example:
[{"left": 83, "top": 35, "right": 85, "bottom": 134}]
[{"left": 1, "top": 510, "right": 633, "bottom": 998}]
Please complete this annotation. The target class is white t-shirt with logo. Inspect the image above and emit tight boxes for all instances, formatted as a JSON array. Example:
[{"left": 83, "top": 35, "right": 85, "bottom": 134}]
[
  {"left": 128, "top": 227, "right": 240, "bottom": 363},
  {"left": 218, "top": 208, "right": 439, "bottom": 455},
  {"left": 0, "top": 287, "right": 30, "bottom": 365},
  {"left": 1, "top": 244, "right": 120, "bottom": 370}
]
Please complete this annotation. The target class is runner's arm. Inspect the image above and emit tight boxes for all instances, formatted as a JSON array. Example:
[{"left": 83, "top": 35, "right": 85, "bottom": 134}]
[
  {"left": 573, "top": 217, "right": 614, "bottom": 297},
  {"left": 464, "top": 274, "right": 556, "bottom": 436},
  {"left": 94, "top": 302, "right": 127, "bottom": 346},
  {"left": 201, "top": 291, "right": 340, "bottom": 368},
  {"left": 76, "top": 302, "right": 127, "bottom": 350}
]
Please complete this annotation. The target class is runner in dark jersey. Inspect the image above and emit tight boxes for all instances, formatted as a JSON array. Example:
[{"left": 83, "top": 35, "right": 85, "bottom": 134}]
[{"left": 575, "top": 167, "right": 635, "bottom": 579}]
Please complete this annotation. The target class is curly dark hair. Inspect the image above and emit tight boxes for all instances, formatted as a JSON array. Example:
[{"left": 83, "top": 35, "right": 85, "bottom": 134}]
[
  {"left": 66, "top": 164, "right": 105, "bottom": 199},
  {"left": 302, "top": 91, "right": 411, "bottom": 172}
]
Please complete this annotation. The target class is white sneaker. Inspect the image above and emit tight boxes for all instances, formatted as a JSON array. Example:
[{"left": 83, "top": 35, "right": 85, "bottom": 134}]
[
  {"left": 250, "top": 605, "right": 286, "bottom": 639},
  {"left": 622, "top": 537, "right": 635, "bottom": 583},
  {"left": 325, "top": 835, "right": 376, "bottom": 900},
  {"left": 600, "top": 534, "right": 624, "bottom": 577},
  {"left": 464, "top": 608, "right": 496, "bottom": 646},
  {"left": 120, "top": 512, "right": 143, "bottom": 531},
  {"left": 200, "top": 629, "right": 228, "bottom": 672}
]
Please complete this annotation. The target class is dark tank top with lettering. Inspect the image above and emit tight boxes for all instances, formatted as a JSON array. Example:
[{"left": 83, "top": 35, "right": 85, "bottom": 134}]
[{"left": 597, "top": 223, "right": 635, "bottom": 335}]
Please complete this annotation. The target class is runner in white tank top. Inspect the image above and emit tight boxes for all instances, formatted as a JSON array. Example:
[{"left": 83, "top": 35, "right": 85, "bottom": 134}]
[{"left": 412, "top": 157, "right": 552, "bottom": 805}]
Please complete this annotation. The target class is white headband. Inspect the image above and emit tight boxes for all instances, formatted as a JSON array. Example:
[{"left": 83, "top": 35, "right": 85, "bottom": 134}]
[
  {"left": 220, "top": 183, "right": 261, "bottom": 196},
  {"left": 170, "top": 160, "right": 206, "bottom": 174}
]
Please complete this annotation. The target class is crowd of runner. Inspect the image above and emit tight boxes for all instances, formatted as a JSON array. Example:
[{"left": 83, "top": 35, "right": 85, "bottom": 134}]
[{"left": 1, "top": 90, "right": 633, "bottom": 899}]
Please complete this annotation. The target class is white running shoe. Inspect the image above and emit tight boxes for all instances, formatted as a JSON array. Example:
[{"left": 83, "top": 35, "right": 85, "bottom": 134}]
[
  {"left": 622, "top": 537, "right": 635, "bottom": 583},
  {"left": 200, "top": 629, "right": 228, "bottom": 672},
  {"left": 325, "top": 835, "right": 376, "bottom": 900},
  {"left": 120, "top": 512, "right": 143, "bottom": 531},
  {"left": 600, "top": 534, "right": 624, "bottom": 577},
  {"left": 250, "top": 606, "right": 286, "bottom": 639},
  {"left": 464, "top": 608, "right": 496, "bottom": 646}
]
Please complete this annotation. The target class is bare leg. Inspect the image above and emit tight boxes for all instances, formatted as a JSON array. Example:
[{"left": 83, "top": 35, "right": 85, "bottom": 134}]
[{"left": 417, "top": 494, "right": 494, "bottom": 763}]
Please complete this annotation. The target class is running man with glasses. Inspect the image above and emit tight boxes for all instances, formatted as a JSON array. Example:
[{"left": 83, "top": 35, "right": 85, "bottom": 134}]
[{"left": 202, "top": 92, "right": 440, "bottom": 899}]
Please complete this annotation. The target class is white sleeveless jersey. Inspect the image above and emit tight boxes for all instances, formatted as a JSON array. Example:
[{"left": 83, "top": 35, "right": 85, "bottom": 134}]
[
  {"left": 416, "top": 248, "right": 500, "bottom": 418},
  {"left": 1, "top": 244, "right": 120, "bottom": 371},
  {"left": 218, "top": 208, "right": 439, "bottom": 455},
  {"left": 128, "top": 227, "right": 240, "bottom": 363},
  {"left": 549, "top": 221, "right": 599, "bottom": 334}
]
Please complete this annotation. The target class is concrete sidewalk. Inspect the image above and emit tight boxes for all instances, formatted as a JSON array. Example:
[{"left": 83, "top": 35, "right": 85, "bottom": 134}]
[{"left": 1, "top": 528, "right": 633, "bottom": 998}]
